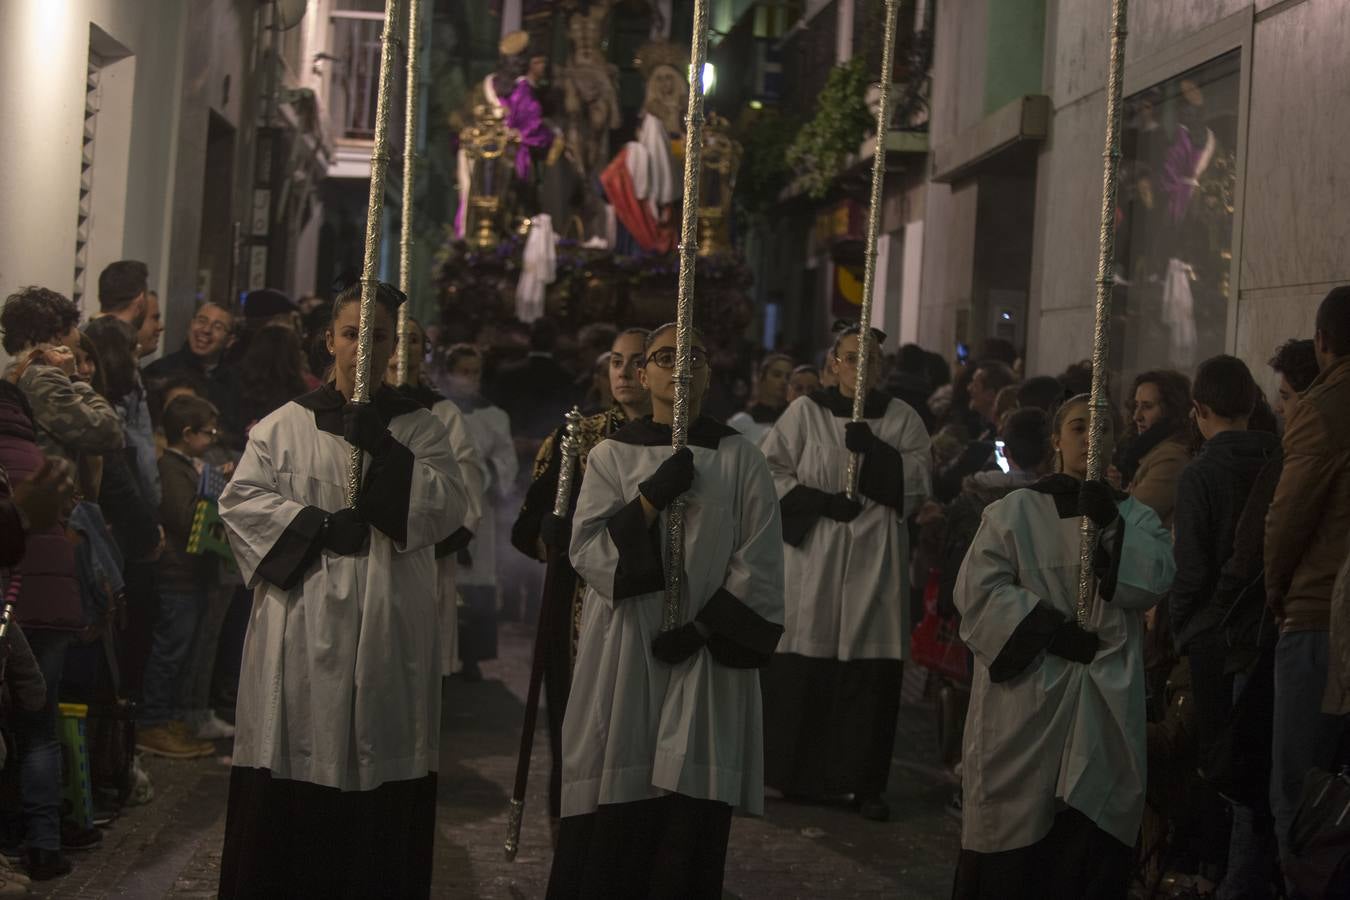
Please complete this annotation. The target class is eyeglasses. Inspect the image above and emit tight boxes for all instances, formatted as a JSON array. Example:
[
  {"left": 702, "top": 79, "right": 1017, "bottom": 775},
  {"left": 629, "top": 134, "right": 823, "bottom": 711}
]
[
  {"left": 193, "top": 427, "right": 219, "bottom": 438},
  {"left": 642, "top": 347, "right": 709, "bottom": 370},
  {"left": 835, "top": 352, "right": 865, "bottom": 366},
  {"left": 191, "top": 316, "right": 231, "bottom": 336}
]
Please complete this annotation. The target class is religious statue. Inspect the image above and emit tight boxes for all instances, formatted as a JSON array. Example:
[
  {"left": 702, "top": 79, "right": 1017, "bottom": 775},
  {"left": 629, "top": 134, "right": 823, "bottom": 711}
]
[
  {"left": 636, "top": 41, "right": 689, "bottom": 140},
  {"left": 559, "top": 1, "right": 621, "bottom": 182},
  {"left": 455, "top": 31, "right": 561, "bottom": 239}
]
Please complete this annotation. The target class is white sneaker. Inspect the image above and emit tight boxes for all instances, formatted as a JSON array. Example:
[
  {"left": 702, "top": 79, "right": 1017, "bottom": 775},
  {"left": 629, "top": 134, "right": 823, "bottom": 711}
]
[{"left": 195, "top": 711, "right": 236, "bottom": 741}]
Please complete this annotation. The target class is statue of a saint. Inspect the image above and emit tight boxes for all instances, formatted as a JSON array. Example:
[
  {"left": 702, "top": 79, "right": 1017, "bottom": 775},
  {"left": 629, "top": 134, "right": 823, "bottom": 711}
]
[
  {"left": 559, "top": 2, "right": 621, "bottom": 181},
  {"left": 636, "top": 41, "right": 689, "bottom": 140}
]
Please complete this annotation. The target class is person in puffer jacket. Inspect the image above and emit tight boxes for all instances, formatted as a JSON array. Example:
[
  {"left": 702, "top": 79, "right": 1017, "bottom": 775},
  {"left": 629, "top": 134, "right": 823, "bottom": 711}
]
[{"left": 0, "top": 379, "right": 84, "bottom": 879}]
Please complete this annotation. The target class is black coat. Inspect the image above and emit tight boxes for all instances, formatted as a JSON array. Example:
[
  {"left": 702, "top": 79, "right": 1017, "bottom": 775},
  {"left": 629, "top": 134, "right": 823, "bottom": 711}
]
[
  {"left": 144, "top": 345, "right": 245, "bottom": 449},
  {"left": 1169, "top": 430, "right": 1281, "bottom": 653}
]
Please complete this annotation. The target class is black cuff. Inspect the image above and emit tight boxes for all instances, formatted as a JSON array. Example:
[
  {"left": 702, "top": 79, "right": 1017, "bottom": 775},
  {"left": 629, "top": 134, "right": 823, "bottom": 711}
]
[
  {"left": 357, "top": 437, "right": 414, "bottom": 543},
  {"left": 989, "top": 603, "right": 1064, "bottom": 683},
  {"left": 436, "top": 526, "right": 474, "bottom": 558},
  {"left": 510, "top": 428, "right": 564, "bottom": 560},
  {"left": 858, "top": 440, "right": 905, "bottom": 509},
  {"left": 256, "top": 505, "right": 328, "bottom": 590},
  {"left": 696, "top": 588, "right": 784, "bottom": 668},
  {"left": 608, "top": 496, "right": 664, "bottom": 601},
  {"left": 1093, "top": 521, "right": 1127, "bottom": 602},
  {"left": 780, "top": 485, "right": 830, "bottom": 547}
]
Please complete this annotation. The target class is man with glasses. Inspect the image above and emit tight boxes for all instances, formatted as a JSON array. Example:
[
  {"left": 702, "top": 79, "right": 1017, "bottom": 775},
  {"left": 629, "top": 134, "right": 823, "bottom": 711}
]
[
  {"left": 145, "top": 302, "right": 244, "bottom": 449},
  {"left": 760, "top": 322, "right": 932, "bottom": 822}
]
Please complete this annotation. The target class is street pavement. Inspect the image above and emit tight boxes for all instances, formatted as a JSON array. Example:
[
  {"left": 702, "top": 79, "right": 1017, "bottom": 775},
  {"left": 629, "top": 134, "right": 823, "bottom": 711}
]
[{"left": 33, "top": 623, "right": 960, "bottom": 899}]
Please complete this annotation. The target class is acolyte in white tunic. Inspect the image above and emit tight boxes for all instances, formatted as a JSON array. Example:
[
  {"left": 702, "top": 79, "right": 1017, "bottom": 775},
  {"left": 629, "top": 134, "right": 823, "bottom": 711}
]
[
  {"left": 761, "top": 390, "right": 931, "bottom": 661},
  {"left": 453, "top": 401, "right": 518, "bottom": 590},
  {"left": 430, "top": 397, "right": 485, "bottom": 676},
  {"left": 219, "top": 389, "right": 467, "bottom": 791},
  {"left": 562, "top": 418, "right": 785, "bottom": 818},
  {"left": 956, "top": 482, "right": 1175, "bottom": 853}
]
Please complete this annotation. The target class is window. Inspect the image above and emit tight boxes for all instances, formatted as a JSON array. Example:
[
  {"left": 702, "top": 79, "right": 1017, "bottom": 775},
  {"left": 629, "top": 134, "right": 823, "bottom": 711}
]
[{"left": 1111, "top": 50, "right": 1241, "bottom": 385}]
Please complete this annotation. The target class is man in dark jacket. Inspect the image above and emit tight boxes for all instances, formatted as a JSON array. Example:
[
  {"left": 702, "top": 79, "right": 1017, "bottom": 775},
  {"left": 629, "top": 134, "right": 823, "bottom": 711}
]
[
  {"left": 143, "top": 301, "right": 243, "bottom": 449},
  {"left": 1167, "top": 355, "right": 1281, "bottom": 898},
  {"left": 1266, "top": 286, "right": 1350, "bottom": 876}
]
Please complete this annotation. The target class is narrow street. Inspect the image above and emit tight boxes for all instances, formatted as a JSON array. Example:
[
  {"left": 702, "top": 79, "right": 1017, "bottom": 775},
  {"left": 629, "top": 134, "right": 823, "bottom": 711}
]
[{"left": 31, "top": 623, "right": 960, "bottom": 899}]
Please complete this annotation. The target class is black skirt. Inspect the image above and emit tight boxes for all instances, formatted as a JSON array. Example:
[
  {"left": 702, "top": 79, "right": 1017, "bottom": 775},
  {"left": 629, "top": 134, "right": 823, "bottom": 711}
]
[
  {"left": 951, "top": 807, "right": 1133, "bottom": 900},
  {"left": 218, "top": 766, "right": 437, "bottom": 899},
  {"left": 761, "top": 652, "right": 903, "bottom": 798},
  {"left": 546, "top": 794, "right": 733, "bottom": 900}
]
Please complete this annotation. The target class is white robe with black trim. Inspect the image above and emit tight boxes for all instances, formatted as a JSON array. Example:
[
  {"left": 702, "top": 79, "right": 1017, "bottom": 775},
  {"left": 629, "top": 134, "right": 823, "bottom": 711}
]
[
  {"left": 562, "top": 417, "right": 785, "bottom": 817},
  {"left": 761, "top": 390, "right": 931, "bottom": 661},
  {"left": 219, "top": 387, "right": 467, "bottom": 791},
  {"left": 956, "top": 480, "right": 1175, "bottom": 852}
]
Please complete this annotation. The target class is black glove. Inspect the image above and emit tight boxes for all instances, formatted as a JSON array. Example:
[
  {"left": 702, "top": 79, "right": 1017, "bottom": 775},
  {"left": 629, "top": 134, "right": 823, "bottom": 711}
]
[
  {"left": 845, "top": 421, "right": 877, "bottom": 454},
  {"left": 823, "top": 492, "right": 864, "bottom": 522},
  {"left": 1078, "top": 479, "right": 1120, "bottom": 530},
  {"left": 540, "top": 512, "right": 571, "bottom": 551},
  {"left": 324, "top": 508, "right": 370, "bottom": 555},
  {"left": 639, "top": 447, "right": 695, "bottom": 511},
  {"left": 441, "top": 526, "right": 473, "bottom": 554},
  {"left": 343, "top": 402, "right": 391, "bottom": 455},
  {"left": 1047, "top": 621, "right": 1100, "bottom": 664},
  {"left": 651, "top": 622, "right": 706, "bottom": 664}
]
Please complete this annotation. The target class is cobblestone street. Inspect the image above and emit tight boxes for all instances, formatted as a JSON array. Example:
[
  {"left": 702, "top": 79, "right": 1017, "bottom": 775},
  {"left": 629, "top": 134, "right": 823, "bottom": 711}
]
[{"left": 33, "top": 622, "right": 959, "bottom": 899}]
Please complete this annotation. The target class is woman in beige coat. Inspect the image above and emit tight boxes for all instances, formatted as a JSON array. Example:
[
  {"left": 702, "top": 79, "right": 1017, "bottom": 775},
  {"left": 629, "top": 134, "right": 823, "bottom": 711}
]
[{"left": 1117, "top": 370, "right": 1193, "bottom": 529}]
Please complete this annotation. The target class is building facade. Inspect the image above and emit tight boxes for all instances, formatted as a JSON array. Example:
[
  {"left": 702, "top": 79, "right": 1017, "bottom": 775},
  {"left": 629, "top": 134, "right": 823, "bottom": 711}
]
[{"left": 921, "top": 0, "right": 1350, "bottom": 396}]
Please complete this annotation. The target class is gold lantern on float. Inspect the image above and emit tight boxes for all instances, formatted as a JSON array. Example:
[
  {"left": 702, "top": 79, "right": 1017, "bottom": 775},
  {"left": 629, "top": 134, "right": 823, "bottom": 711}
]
[
  {"left": 460, "top": 104, "right": 520, "bottom": 250},
  {"left": 697, "top": 113, "right": 742, "bottom": 257}
]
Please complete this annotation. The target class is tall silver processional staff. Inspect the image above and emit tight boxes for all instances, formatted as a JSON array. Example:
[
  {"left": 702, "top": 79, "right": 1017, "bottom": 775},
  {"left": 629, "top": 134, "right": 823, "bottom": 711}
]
[
  {"left": 1075, "top": 0, "right": 1129, "bottom": 624},
  {"left": 396, "top": 0, "right": 424, "bottom": 386},
  {"left": 661, "top": 0, "right": 712, "bottom": 632},
  {"left": 844, "top": 0, "right": 899, "bottom": 499},
  {"left": 347, "top": 0, "right": 403, "bottom": 503}
]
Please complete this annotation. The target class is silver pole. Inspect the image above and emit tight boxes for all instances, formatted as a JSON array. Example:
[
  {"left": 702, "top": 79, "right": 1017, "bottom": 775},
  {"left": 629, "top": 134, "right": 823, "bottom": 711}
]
[
  {"left": 844, "top": 0, "right": 899, "bottom": 499},
  {"left": 347, "top": 0, "right": 404, "bottom": 505},
  {"left": 1075, "top": 0, "right": 1130, "bottom": 624},
  {"left": 662, "top": 0, "right": 711, "bottom": 632}
]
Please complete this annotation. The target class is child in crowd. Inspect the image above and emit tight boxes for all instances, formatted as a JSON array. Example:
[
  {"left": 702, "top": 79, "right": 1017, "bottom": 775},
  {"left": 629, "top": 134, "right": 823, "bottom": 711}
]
[{"left": 136, "top": 395, "right": 221, "bottom": 759}]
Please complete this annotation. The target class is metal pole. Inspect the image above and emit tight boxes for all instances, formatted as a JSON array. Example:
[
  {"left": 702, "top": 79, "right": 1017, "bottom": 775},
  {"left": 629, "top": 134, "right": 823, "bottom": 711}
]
[
  {"left": 504, "top": 406, "right": 584, "bottom": 861},
  {"left": 662, "top": 0, "right": 711, "bottom": 633},
  {"left": 396, "top": 0, "right": 422, "bottom": 386},
  {"left": 844, "top": 0, "right": 899, "bottom": 499},
  {"left": 347, "top": 0, "right": 403, "bottom": 506},
  {"left": 1076, "top": 0, "right": 1129, "bottom": 625}
]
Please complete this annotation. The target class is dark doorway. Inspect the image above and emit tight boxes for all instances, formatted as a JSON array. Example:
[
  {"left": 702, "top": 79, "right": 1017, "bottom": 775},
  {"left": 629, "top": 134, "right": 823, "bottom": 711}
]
[{"left": 198, "top": 112, "right": 237, "bottom": 308}]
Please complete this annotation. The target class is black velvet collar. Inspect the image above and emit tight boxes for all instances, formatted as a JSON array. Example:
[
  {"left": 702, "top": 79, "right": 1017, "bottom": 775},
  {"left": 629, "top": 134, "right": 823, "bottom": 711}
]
[
  {"left": 747, "top": 403, "right": 783, "bottom": 424},
  {"left": 808, "top": 386, "right": 891, "bottom": 419},
  {"left": 1027, "top": 473, "right": 1127, "bottom": 519},
  {"left": 611, "top": 415, "right": 738, "bottom": 449},
  {"left": 397, "top": 381, "right": 443, "bottom": 410},
  {"left": 294, "top": 382, "right": 423, "bottom": 437}
]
